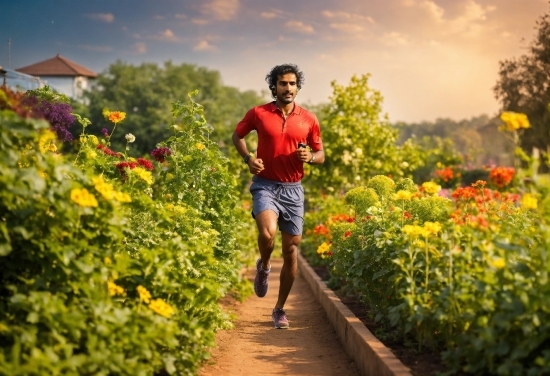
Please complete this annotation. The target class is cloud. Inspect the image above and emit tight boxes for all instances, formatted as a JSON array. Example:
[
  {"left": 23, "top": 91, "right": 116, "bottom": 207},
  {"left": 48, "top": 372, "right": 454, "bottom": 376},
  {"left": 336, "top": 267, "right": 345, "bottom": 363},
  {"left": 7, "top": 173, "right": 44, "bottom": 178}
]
[
  {"left": 260, "top": 11, "right": 279, "bottom": 19},
  {"left": 175, "top": 14, "right": 187, "bottom": 19},
  {"left": 201, "top": 0, "right": 240, "bottom": 21},
  {"left": 382, "top": 32, "right": 409, "bottom": 46},
  {"left": 285, "top": 20, "right": 315, "bottom": 34},
  {"left": 134, "top": 42, "right": 147, "bottom": 54},
  {"left": 193, "top": 40, "right": 217, "bottom": 51},
  {"left": 329, "top": 23, "right": 365, "bottom": 33},
  {"left": 192, "top": 18, "right": 209, "bottom": 25},
  {"left": 321, "top": 10, "right": 375, "bottom": 23},
  {"left": 152, "top": 29, "right": 182, "bottom": 42},
  {"left": 85, "top": 13, "right": 115, "bottom": 23},
  {"left": 154, "top": 15, "right": 165, "bottom": 20},
  {"left": 78, "top": 44, "right": 113, "bottom": 52}
]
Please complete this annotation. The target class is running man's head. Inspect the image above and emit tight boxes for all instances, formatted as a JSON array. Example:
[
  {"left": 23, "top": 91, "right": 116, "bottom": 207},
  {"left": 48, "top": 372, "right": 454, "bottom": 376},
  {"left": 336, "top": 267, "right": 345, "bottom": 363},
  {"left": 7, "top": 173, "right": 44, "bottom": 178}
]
[{"left": 265, "top": 64, "right": 304, "bottom": 104}]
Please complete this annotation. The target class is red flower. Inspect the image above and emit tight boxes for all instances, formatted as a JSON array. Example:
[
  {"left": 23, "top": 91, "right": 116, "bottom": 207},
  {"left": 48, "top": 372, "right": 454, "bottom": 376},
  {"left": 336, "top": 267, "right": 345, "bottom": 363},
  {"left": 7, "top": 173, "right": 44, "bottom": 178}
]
[
  {"left": 403, "top": 211, "right": 412, "bottom": 219},
  {"left": 344, "top": 230, "right": 352, "bottom": 238},
  {"left": 489, "top": 167, "right": 515, "bottom": 188},
  {"left": 137, "top": 158, "right": 154, "bottom": 171},
  {"left": 150, "top": 147, "right": 172, "bottom": 163}
]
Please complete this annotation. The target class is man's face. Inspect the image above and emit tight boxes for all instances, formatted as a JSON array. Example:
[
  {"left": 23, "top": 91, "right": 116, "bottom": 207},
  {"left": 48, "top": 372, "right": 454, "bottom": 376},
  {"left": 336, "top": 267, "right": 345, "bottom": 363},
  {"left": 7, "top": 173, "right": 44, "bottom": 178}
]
[{"left": 275, "top": 73, "right": 298, "bottom": 105}]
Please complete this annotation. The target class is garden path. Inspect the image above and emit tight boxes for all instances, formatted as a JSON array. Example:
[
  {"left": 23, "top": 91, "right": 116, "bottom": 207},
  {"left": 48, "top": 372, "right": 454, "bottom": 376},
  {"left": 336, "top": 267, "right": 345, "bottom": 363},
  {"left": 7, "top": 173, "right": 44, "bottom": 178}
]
[{"left": 199, "top": 258, "right": 361, "bottom": 376}]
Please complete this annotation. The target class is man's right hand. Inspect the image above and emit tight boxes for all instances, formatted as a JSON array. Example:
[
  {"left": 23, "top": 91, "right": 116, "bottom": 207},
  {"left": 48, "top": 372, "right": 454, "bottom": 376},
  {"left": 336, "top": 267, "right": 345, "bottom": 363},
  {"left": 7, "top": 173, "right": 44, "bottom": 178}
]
[{"left": 248, "top": 158, "right": 265, "bottom": 175}]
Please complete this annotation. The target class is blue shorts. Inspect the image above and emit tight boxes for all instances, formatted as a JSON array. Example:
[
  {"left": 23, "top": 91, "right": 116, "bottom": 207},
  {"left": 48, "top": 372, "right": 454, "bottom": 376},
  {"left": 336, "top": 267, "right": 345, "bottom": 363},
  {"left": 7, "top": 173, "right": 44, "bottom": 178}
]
[{"left": 249, "top": 176, "right": 305, "bottom": 236}]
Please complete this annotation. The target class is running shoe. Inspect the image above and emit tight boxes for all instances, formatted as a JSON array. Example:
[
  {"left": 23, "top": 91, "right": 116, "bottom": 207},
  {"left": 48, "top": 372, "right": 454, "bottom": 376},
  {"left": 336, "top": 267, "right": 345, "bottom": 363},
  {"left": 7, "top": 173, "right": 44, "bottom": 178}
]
[
  {"left": 254, "top": 258, "right": 270, "bottom": 297},
  {"left": 272, "top": 308, "right": 289, "bottom": 329}
]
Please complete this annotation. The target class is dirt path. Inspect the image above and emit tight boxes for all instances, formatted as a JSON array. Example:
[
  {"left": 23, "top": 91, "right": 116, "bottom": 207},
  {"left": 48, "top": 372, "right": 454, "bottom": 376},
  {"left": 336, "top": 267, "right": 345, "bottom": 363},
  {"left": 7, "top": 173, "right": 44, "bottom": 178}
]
[{"left": 199, "top": 258, "right": 361, "bottom": 376}]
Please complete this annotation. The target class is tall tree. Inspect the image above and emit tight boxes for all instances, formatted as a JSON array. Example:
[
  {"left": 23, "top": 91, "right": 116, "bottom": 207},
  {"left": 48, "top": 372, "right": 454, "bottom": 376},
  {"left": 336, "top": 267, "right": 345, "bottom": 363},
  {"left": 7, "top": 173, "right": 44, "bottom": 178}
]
[
  {"left": 494, "top": 6, "right": 550, "bottom": 164},
  {"left": 75, "top": 61, "right": 264, "bottom": 157}
]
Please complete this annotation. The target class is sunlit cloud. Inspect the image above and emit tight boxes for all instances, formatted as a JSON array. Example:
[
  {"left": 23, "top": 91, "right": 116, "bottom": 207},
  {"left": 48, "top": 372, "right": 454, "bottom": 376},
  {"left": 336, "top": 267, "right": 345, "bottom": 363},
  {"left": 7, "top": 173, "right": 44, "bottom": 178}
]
[
  {"left": 321, "top": 10, "right": 375, "bottom": 23},
  {"left": 201, "top": 0, "right": 239, "bottom": 21},
  {"left": 79, "top": 44, "right": 113, "bottom": 52},
  {"left": 85, "top": 13, "right": 114, "bottom": 23},
  {"left": 285, "top": 20, "right": 315, "bottom": 34},
  {"left": 175, "top": 13, "right": 187, "bottom": 19},
  {"left": 193, "top": 40, "right": 217, "bottom": 51},
  {"left": 152, "top": 29, "right": 182, "bottom": 42},
  {"left": 192, "top": 18, "right": 209, "bottom": 25},
  {"left": 381, "top": 32, "right": 409, "bottom": 46},
  {"left": 261, "top": 11, "right": 279, "bottom": 19},
  {"left": 329, "top": 23, "right": 365, "bottom": 33},
  {"left": 134, "top": 42, "right": 147, "bottom": 54}
]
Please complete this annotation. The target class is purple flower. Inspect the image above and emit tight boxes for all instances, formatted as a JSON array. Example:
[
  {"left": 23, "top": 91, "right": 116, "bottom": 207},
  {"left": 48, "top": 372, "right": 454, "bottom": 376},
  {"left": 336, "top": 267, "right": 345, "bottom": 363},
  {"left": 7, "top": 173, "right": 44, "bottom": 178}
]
[
  {"left": 102, "top": 128, "right": 109, "bottom": 137},
  {"left": 22, "top": 96, "right": 75, "bottom": 142},
  {"left": 151, "top": 147, "right": 172, "bottom": 163}
]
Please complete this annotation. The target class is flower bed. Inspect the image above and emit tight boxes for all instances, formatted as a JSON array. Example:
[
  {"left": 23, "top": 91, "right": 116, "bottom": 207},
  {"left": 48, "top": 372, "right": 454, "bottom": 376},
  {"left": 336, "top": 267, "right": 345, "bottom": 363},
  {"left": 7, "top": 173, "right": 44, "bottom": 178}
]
[
  {"left": 0, "top": 87, "right": 255, "bottom": 375},
  {"left": 303, "top": 175, "right": 550, "bottom": 375}
]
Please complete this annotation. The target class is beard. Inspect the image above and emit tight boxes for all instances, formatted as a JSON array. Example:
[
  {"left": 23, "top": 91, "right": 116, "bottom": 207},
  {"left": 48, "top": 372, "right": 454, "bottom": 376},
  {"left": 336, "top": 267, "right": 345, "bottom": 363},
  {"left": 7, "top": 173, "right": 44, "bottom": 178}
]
[{"left": 277, "top": 91, "right": 295, "bottom": 104}]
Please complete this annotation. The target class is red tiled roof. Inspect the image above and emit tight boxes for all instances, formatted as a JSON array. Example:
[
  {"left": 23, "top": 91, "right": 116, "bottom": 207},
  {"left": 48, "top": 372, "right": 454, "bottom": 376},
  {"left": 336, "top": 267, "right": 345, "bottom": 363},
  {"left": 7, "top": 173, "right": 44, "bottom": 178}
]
[{"left": 16, "top": 54, "right": 97, "bottom": 78}]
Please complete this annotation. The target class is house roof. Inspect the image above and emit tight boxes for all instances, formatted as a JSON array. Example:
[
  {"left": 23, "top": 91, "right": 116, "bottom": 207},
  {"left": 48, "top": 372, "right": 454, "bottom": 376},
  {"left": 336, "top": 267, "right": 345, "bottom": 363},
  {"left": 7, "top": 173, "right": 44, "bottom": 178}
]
[{"left": 16, "top": 54, "right": 97, "bottom": 78}]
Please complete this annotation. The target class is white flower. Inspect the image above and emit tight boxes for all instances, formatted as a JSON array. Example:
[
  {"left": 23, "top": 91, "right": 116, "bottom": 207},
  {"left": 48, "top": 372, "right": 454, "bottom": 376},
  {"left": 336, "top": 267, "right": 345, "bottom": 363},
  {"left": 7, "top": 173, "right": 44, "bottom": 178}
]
[{"left": 125, "top": 133, "right": 136, "bottom": 143}]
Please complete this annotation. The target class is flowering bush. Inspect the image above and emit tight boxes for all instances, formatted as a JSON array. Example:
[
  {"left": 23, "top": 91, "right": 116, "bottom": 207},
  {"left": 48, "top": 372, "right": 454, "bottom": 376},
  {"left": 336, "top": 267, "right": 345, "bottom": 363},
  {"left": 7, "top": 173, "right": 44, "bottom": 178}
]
[
  {"left": 0, "top": 86, "right": 256, "bottom": 375},
  {"left": 311, "top": 174, "right": 550, "bottom": 375}
]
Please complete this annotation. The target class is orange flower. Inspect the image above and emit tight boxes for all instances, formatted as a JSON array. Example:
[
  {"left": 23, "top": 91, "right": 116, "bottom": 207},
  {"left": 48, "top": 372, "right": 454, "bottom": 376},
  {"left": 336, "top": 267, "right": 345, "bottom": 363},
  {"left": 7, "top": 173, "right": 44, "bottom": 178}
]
[
  {"left": 489, "top": 167, "right": 515, "bottom": 188},
  {"left": 108, "top": 111, "right": 126, "bottom": 124}
]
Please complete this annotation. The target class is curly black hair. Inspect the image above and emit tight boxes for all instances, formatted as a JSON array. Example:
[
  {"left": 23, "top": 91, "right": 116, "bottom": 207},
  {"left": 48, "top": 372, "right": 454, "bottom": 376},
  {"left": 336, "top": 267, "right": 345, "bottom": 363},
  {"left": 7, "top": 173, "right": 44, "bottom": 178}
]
[{"left": 265, "top": 64, "right": 305, "bottom": 98}]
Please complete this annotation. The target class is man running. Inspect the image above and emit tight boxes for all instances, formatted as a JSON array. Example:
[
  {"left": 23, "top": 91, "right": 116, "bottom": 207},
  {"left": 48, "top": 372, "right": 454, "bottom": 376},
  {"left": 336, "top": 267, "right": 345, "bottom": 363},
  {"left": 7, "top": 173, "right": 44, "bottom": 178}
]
[{"left": 232, "top": 63, "right": 325, "bottom": 329}]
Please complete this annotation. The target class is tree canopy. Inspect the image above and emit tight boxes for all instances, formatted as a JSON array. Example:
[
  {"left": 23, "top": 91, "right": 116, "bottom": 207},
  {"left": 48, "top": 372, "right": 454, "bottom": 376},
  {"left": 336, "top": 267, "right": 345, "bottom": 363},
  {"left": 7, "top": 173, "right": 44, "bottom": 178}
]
[
  {"left": 76, "top": 61, "right": 265, "bottom": 156},
  {"left": 494, "top": 5, "right": 550, "bottom": 163}
]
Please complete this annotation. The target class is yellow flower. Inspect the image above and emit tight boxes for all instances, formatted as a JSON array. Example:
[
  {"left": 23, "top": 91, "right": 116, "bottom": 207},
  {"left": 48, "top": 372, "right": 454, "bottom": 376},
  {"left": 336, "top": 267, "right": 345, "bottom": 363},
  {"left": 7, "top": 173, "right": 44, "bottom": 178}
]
[
  {"left": 500, "top": 111, "right": 530, "bottom": 131},
  {"left": 521, "top": 193, "right": 537, "bottom": 210},
  {"left": 316, "top": 242, "right": 332, "bottom": 259},
  {"left": 402, "top": 224, "right": 424, "bottom": 237},
  {"left": 113, "top": 191, "right": 132, "bottom": 203},
  {"left": 196, "top": 143, "right": 205, "bottom": 151},
  {"left": 104, "top": 257, "right": 112, "bottom": 265},
  {"left": 93, "top": 176, "right": 115, "bottom": 200},
  {"left": 38, "top": 130, "right": 56, "bottom": 153},
  {"left": 48, "top": 143, "right": 57, "bottom": 152},
  {"left": 165, "top": 203, "right": 175, "bottom": 211},
  {"left": 422, "top": 181, "right": 441, "bottom": 195},
  {"left": 489, "top": 257, "right": 506, "bottom": 269},
  {"left": 86, "top": 150, "right": 97, "bottom": 159},
  {"left": 393, "top": 190, "right": 412, "bottom": 201},
  {"left": 132, "top": 167, "right": 153, "bottom": 185},
  {"left": 108, "top": 111, "right": 126, "bottom": 124},
  {"left": 148, "top": 298, "right": 175, "bottom": 318},
  {"left": 137, "top": 285, "right": 152, "bottom": 303},
  {"left": 70, "top": 188, "right": 98, "bottom": 207},
  {"left": 423, "top": 221, "right": 442, "bottom": 237},
  {"left": 89, "top": 135, "right": 99, "bottom": 145},
  {"left": 102, "top": 108, "right": 111, "bottom": 119},
  {"left": 108, "top": 281, "right": 125, "bottom": 296}
]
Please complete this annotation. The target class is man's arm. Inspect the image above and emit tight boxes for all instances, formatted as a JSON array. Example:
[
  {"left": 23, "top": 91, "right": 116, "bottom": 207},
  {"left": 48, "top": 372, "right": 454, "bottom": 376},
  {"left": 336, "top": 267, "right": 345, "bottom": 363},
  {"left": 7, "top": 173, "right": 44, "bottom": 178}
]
[
  {"left": 232, "top": 131, "right": 264, "bottom": 174},
  {"left": 296, "top": 148, "right": 325, "bottom": 165}
]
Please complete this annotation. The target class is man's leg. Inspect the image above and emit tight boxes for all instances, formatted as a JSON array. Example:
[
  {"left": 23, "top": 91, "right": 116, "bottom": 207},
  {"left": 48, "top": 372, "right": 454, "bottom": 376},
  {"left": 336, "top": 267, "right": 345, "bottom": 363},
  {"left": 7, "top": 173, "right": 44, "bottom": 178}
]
[
  {"left": 274, "top": 231, "right": 301, "bottom": 309},
  {"left": 254, "top": 210, "right": 278, "bottom": 270}
]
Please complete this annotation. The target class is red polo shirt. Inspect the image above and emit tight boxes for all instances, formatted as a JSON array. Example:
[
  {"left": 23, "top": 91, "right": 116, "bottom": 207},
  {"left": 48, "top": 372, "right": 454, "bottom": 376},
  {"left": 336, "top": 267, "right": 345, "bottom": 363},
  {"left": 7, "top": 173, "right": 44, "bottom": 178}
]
[{"left": 236, "top": 102, "right": 323, "bottom": 182}]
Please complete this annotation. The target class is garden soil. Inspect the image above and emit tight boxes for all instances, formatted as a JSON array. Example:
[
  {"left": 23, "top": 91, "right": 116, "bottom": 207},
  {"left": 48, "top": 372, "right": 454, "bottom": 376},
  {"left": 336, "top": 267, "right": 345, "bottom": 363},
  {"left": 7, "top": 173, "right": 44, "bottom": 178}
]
[{"left": 199, "top": 258, "right": 361, "bottom": 376}]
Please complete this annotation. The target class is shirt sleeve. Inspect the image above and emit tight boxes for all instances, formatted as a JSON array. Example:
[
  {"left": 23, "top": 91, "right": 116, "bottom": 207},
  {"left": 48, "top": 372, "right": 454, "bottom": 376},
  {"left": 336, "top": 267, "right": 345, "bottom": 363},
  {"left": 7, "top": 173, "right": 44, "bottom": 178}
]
[
  {"left": 235, "top": 107, "right": 257, "bottom": 138},
  {"left": 307, "top": 115, "right": 323, "bottom": 152}
]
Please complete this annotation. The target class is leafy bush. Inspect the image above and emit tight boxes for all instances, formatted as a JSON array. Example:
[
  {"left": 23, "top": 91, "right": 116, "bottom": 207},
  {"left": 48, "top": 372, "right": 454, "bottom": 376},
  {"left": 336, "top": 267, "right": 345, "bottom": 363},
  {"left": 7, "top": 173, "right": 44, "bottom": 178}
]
[
  {"left": 0, "top": 87, "right": 255, "bottom": 375},
  {"left": 317, "top": 175, "right": 550, "bottom": 375}
]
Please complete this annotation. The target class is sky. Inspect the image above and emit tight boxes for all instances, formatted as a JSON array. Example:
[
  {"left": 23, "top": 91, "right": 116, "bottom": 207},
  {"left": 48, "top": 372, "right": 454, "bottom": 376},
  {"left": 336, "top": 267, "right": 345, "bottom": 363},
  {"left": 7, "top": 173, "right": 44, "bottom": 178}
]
[{"left": 0, "top": 0, "right": 548, "bottom": 123}]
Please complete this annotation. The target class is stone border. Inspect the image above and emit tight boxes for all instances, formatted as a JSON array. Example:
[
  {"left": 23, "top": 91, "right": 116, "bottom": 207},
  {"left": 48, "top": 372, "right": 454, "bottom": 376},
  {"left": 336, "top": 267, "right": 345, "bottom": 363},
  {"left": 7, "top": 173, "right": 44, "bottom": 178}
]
[{"left": 297, "top": 253, "right": 412, "bottom": 376}]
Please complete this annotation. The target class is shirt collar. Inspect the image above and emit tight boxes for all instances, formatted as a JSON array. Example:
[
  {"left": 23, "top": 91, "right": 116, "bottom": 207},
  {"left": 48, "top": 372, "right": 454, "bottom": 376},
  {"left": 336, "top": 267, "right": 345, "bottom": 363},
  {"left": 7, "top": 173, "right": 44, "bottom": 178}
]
[{"left": 270, "top": 101, "right": 302, "bottom": 115}]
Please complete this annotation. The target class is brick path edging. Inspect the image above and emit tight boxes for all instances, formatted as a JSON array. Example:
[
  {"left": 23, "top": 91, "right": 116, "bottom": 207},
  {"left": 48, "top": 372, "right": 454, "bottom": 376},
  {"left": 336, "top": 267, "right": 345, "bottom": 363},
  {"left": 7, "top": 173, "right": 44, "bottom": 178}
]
[{"left": 297, "top": 253, "right": 412, "bottom": 376}]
